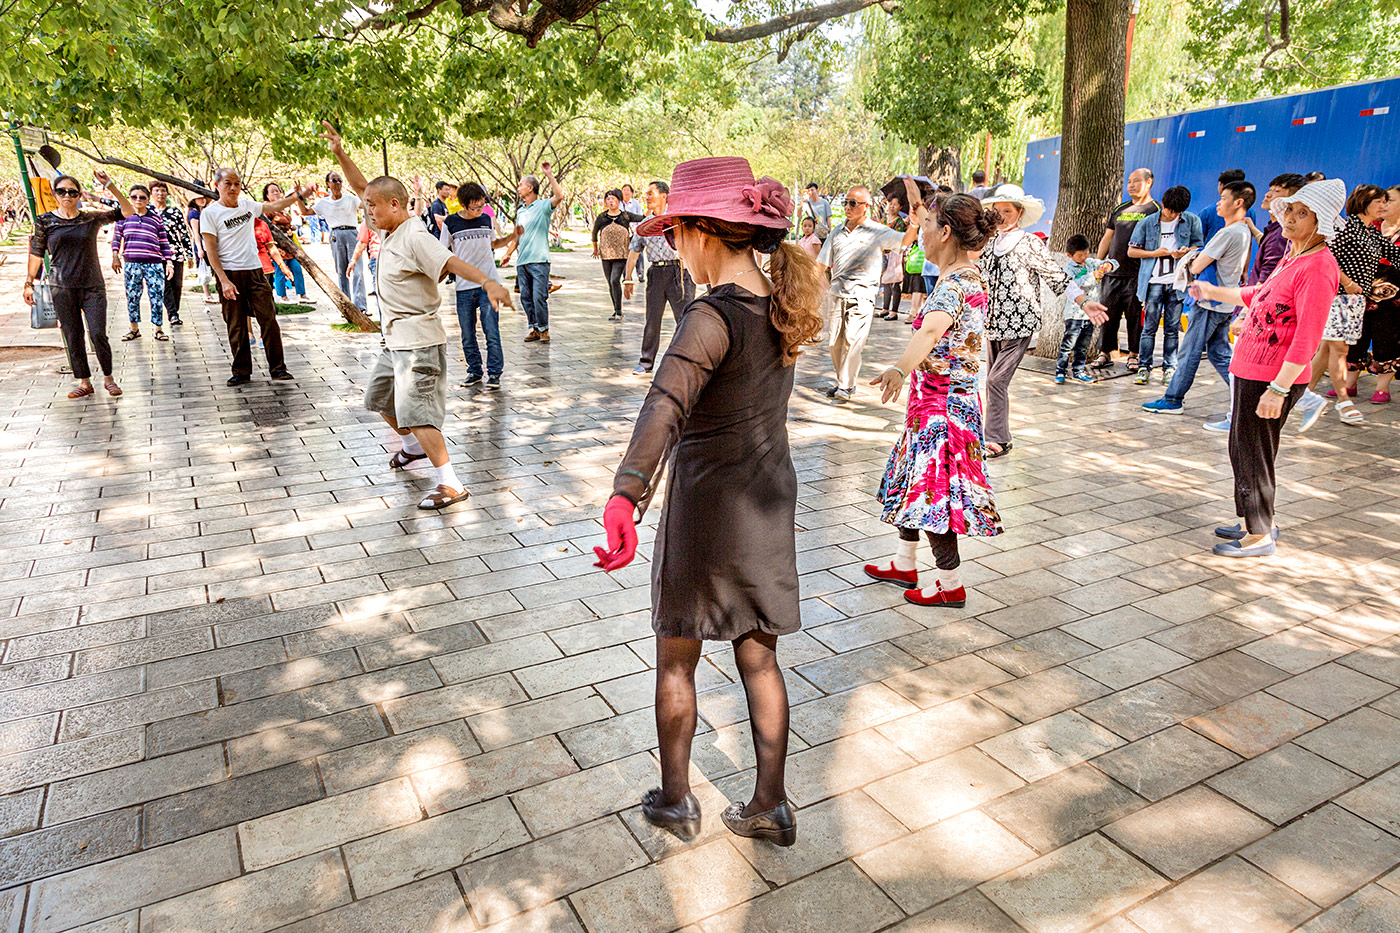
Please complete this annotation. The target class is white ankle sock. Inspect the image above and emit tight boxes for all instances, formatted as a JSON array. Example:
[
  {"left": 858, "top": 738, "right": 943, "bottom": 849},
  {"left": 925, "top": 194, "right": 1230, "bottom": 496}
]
[
  {"left": 936, "top": 567, "right": 962, "bottom": 591},
  {"left": 436, "top": 462, "right": 461, "bottom": 491},
  {"left": 400, "top": 433, "right": 424, "bottom": 456},
  {"left": 893, "top": 538, "right": 918, "bottom": 572}
]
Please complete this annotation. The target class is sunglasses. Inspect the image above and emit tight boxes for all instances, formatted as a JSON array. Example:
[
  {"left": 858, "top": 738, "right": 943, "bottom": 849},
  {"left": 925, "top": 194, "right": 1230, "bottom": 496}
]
[
  {"left": 130, "top": 194, "right": 149, "bottom": 200},
  {"left": 845, "top": 199, "right": 866, "bottom": 207},
  {"left": 54, "top": 187, "right": 80, "bottom": 198},
  {"left": 663, "top": 225, "right": 678, "bottom": 249}
]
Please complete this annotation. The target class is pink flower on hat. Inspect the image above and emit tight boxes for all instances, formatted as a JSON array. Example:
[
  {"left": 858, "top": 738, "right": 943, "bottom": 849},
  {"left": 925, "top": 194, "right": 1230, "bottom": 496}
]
[{"left": 742, "top": 177, "right": 793, "bottom": 220}]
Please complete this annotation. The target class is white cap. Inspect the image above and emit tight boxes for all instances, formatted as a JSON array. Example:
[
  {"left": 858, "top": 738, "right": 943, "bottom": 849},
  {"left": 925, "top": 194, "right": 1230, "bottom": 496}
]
[{"left": 1270, "top": 178, "right": 1347, "bottom": 239}]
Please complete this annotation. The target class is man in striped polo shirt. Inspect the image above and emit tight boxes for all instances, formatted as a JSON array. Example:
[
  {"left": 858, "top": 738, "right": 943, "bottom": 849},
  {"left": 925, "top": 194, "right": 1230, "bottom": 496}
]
[{"left": 112, "top": 184, "right": 175, "bottom": 341}]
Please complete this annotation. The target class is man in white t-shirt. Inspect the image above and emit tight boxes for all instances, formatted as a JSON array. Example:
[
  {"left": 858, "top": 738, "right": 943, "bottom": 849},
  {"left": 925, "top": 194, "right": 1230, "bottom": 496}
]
[
  {"left": 815, "top": 182, "right": 921, "bottom": 402},
  {"left": 200, "top": 170, "right": 312, "bottom": 386},
  {"left": 321, "top": 121, "right": 513, "bottom": 511},
  {"left": 311, "top": 173, "right": 367, "bottom": 312}
]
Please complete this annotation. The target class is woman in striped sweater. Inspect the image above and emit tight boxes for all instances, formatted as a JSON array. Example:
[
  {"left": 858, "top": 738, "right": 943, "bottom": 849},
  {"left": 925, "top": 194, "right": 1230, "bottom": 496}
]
[{"left": 112, "top": 184, "right": 175, "bottom": 341}]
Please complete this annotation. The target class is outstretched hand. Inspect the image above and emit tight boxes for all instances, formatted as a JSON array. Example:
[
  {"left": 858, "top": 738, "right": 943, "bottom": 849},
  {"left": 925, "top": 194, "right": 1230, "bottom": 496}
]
[
  {"left": 485, "top": 281, "right": 514, "bottom": 312},
  {"left": 869, "top": 367, "right": 906, "bottom": 404},
  {"left": 1082, "top": 301, "right": 1109, "bottom": 326},
  {"left": 320, "top": 120, "right": 344, "bottom": 154},
  {"left": 593, "top": 495, "right": 638, "bottom": 572},
  {"left": 93, "top": 170, "right": 112, "bottom": 189}
]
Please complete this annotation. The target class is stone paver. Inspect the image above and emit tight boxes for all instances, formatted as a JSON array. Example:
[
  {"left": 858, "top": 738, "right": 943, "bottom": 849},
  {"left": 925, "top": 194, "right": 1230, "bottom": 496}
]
[{"left": 2, "top": 233, "right": 1398, "bottom": 931}]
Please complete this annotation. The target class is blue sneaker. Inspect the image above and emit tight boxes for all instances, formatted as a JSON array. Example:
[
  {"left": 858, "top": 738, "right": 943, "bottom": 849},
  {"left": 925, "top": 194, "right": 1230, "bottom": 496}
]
[
  {"left": 1212, "top": 537, "right": 1277, "bottom": 558},
  {"left": 1142, "top": 398, "right": 1184, "bottom": 414},
  {"left": 1072, "top": 369, "right": 1094, "bottom": 384},
  {"left": 1203, "top": 415, "right": 1231, "bottom": 433},
  {"left": 1053, "top": 372, "right": 1066, "bottom": 384},
  {"left": 1296, "top": 393, "right": 1328, "bottom": 432}
]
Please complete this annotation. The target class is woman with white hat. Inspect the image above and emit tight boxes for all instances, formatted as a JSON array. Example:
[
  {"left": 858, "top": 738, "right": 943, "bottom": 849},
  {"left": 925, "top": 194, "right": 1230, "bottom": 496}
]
[
  {"left": 1189, "top": 178, "right": 1342, "bottom": 557},
  {"left": 979, "top": 185, "right": 1108, "bottom": 457},
  {"left": 592, "top": 157, "right": 828, "bottom": 847}
]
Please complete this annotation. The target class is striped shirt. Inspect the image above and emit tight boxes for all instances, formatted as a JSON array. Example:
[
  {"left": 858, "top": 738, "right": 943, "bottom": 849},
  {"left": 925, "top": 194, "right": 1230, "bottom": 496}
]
[{"left": 112, "top": 210, "right": 172, "bottom": 263}]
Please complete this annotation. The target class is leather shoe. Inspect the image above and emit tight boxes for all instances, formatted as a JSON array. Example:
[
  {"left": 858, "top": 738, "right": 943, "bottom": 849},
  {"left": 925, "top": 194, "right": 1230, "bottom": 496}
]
[
  {"left": 721, "top": 799, "right": 796, "bottom": 847},
  {"left": 864, "top": 563, "right": 918, "bottom": 586},
  {"left": 1212, "top": 538, "right": 1277, "bottom": 558},
  {"left": 227, "top": 374, "right": 251, "bottom": 386},
  {"left": 641, "top": 788, "right": 701, "bottom": 841},
  {"left": 1214, "top": 524, "right": 1280, "bottom": 542},
  {"left": 903, "top": 584, "right": 967, "bottom": 608}
]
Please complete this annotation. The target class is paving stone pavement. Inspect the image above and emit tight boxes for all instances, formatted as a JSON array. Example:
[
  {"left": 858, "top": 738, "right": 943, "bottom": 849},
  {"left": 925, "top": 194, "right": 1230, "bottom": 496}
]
[{"left": 2, "top": 234, "right": 1400, "bottom": 932}]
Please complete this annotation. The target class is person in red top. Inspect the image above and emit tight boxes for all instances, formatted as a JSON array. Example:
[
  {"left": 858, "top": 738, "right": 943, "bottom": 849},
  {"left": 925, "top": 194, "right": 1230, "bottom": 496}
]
[
  {"left": 1189, "top": 178, "right": 1344, "bottom": 558},
  {"left": 253, "top": 217, "right": 294, "bottom": 295}
]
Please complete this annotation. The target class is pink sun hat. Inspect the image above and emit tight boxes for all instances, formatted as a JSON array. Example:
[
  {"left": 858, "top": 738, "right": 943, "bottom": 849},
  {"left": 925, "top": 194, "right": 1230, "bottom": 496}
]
[{"left": 635, "top": 157, "right": 794, "bottom": 237}]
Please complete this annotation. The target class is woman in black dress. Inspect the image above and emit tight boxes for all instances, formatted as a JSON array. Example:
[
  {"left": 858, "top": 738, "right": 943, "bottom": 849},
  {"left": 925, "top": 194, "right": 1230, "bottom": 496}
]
[
  {"left": 592, "top": 188, "right": 644, "bottom": 321},
  {"left": 23, "top": 171, "right": 135, "bottom": 398},
  {"left": 593, "top": 158, "right": 823, "bottom": 846}
]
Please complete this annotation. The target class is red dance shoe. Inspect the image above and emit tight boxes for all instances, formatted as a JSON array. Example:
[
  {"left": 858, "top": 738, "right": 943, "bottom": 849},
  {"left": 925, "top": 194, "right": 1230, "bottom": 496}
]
[
  {"left": 864, "top": 563, "right": 918, "bottom": 586},
  {"left": 903, "top": 584, "right": 967, "bottom": 608}
]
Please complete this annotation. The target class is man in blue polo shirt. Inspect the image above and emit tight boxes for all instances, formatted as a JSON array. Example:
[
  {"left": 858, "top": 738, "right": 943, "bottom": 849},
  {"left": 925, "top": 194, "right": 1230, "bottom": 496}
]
[{"left": 503, "top": 163, "right": 564, "bottom": 344}]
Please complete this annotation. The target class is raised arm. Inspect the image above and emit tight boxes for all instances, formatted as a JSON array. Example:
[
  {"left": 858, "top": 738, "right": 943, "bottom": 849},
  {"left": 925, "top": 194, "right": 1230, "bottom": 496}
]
[
  {"left": 319, "top": 121, "right": 369, "bottom": 198},
  {"left": 94, "top": 171, "right": 135, "bottom": 218},
  {"left": 544, "top": 164, "right": 564, "bottom": 210}
]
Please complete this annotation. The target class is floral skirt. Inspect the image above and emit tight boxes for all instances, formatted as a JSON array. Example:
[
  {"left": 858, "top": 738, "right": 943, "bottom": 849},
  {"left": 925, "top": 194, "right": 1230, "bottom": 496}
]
[{"left": 876, "top": 374, "right": 1003, "bottom": 537}]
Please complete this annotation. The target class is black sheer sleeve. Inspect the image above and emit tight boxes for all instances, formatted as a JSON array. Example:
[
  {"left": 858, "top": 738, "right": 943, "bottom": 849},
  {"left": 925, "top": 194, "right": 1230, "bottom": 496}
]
[
  {"left": 612, "top": 303, "right": 732, "bottom": 517},
  {"left": 625, "top": 211, "right": 645, "bottom": 224},
  {"left": 591, "top": 213, "right": 608, "bottom": 243}
]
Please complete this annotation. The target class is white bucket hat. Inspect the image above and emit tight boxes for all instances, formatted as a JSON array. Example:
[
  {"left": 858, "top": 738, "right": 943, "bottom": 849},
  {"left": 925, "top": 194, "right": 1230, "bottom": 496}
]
[
  {"left": 1270, "top": 178, "right": 1347, "bottom": 239},
  {"left": 981, "top": 184, "right": 1045, "bottom": 228}
]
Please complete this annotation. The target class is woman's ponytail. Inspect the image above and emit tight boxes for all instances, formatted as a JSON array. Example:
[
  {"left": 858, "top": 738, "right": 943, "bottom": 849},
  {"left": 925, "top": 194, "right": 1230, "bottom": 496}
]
[{"left": 766, "top": 240, "right": 824, "bottom": 366}]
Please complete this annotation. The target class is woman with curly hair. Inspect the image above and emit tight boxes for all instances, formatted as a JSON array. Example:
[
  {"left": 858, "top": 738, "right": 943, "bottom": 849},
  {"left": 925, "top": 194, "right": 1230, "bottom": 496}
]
[
  {"left": 865, "top": 194, "right": 1004, "bottom": 608},
  {"left": 592, "top": 158, "right": 828, "bottom": 848}
]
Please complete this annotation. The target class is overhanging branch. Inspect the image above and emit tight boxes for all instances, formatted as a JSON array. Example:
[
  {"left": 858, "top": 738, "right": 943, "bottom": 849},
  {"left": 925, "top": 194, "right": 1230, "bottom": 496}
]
[{"left": 705, "top": 0, "right": 896, "bottom": 43}]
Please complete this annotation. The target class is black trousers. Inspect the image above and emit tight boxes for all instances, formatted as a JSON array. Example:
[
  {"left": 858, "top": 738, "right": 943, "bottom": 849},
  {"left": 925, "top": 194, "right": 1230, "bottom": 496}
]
[
  {"left": 1229, "top": 377, "right": 1302, "bottom": 535},
  {"left": 219, "top": 268, "right": 287, "bottom": 377},
  {"left": 52, "top": 285, "right": 112, "bottom": 380},
  {"left": 897, "top": 526, "right": 961, "bottom": 570},
  {"left": 1100, "top": 275, "right": 1143, "bottom": 357},
  {"left": 163, "top": 260, "right": 184, "bottom": 320},
  {"left": 640, "top": 263, "right": 695, "bottom": 369},
  {"left": 601, "top": 259, "right": 626, "bottom": 314}
]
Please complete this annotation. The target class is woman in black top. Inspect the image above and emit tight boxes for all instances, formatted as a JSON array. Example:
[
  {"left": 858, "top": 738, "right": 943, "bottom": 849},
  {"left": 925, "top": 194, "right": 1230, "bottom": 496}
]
[
  {"left": 593, "top": 159, "right": 825, "bottom": 848},
  {"left": 592, "top": 188, "right": 644, "bottom": 321},
  {"left": 24, "top": 171, "right": 135, "bottom": 399}
]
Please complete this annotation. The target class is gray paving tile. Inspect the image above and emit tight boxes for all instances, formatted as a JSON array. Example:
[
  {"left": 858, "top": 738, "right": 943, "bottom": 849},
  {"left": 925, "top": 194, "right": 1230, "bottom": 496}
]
[
  {"left": 1242, "top": 804, "right": 1400, "bottom": 907},
  {"left": 1208, "top": 742, "right": 1364, "bottom": 824}
]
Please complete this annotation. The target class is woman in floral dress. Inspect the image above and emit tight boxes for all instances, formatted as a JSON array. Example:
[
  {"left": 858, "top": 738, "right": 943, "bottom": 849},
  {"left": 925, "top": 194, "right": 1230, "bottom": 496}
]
[{"left": 865, "top": 193, "right": 1004, "bottom": 608}]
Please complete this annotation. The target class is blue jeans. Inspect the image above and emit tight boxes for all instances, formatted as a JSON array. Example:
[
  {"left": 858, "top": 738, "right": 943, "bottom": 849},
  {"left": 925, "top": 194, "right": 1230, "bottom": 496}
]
[
  {"left": 455, "top": 287, "right": 503, "bottom": 378},
  {"left": 330, "top": 228, "right": 367, "bottom": 311},
  {"left": 1164, "top": 301, "right": 1233, "bottom": 405},
  {"left": 519, "top": 262, "right": 550, "bottom": 331},
  {"left": 1138, "top": 284, "right": 1182, "bottom": 371},
  {"left": 1056, "top": 319, "right": 1095, "bottom": 375},
  {"left": 273, "top": 258, "right": 305, "bottom": 298}
]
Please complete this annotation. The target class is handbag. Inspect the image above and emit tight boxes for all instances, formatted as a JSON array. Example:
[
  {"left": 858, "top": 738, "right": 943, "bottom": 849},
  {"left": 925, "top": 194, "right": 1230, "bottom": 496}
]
[{"left": 29, "top": 281, "right": 58, "bottom": 329}]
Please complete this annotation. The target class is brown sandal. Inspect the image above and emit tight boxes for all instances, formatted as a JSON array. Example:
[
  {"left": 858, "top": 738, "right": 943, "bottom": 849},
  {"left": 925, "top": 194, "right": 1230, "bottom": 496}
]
[
  {"left": 389, "top": 450, "right": 429, "bottom": 469},
  {"left": 122, "top": 330, "right": 141, "bottom": 341},
  {"left": 67, "top": 384, "right": 95, "bottom": 399},
  {"left": 418, "top": 485, "right": 469, "bottom": 510},
  {"left": 104, "top": 381, "right": 122, "bottom": 397},
  {"left": 154, "top": 330, "right": 169, "bottom": 341}
]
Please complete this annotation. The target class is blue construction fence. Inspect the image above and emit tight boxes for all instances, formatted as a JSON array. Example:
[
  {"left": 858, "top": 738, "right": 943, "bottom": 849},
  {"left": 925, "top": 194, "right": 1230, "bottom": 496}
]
[{"left": 1021, "top": 76, "right": 1400, "bottom": 236}]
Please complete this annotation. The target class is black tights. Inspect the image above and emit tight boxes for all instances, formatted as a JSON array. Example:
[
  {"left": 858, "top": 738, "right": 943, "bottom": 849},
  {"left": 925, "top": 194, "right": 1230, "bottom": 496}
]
[
  {"left": 601, "top": 259, "right": 625, "bottom": 314},
  {"left": 655, "top": 630, "right": 788, "bottom": 813},
  {"left": 898, "top": 526, "right": 961, "bottom": 570}
]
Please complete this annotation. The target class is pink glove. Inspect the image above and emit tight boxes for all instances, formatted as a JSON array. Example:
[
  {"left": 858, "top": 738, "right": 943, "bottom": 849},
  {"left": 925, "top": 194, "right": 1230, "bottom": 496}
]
[{"left": 593, "top": 495, "right": 638, "bottom": 571}]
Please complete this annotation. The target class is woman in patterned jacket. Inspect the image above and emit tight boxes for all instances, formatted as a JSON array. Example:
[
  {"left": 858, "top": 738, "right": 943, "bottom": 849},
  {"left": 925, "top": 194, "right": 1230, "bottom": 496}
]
[{"left": 978, "top": 186, "right": 1108, "bottom": 457}]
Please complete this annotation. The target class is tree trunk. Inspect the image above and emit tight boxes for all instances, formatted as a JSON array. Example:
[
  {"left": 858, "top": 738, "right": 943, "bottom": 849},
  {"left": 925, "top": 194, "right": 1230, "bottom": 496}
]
[
  {"left": 54, "top": 143, "right": 376, "bottom": 331},
  {"left": 918, "top": 145, "right": 961, "bottom": 190},
  {"left": 1036, "top": 0, "right": 1130, "bottom": 360}
]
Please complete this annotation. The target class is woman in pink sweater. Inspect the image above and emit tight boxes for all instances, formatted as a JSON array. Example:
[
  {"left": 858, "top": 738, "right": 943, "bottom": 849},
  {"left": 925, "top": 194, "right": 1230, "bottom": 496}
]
[{"left": 1189, "top": 179, "right": 1344, "bottom": 558}]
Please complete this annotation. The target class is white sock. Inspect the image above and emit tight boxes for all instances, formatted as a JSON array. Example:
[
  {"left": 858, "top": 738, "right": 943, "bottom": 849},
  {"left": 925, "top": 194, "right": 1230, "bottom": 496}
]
[
  {"left": 400, "top": 433, "right": 424, "bottom": 456},
  {"left": 935, "top": 567, "right": 962, "bottom": 591},
  {"left": 893, "top": 538, "right": 918, "bottom": 572},
  {"left": 436, "top": 462, "right": 461, "bottom": 491}
]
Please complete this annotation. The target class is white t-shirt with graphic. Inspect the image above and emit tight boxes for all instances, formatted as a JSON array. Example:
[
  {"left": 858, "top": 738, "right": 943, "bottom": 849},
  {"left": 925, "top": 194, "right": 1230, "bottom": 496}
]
[
  {"left": 199, "top": 196, "right": 263, "bottom": 272},
  {"left": 1150, "top": 218, "right": 1178, "bottom": 285}
]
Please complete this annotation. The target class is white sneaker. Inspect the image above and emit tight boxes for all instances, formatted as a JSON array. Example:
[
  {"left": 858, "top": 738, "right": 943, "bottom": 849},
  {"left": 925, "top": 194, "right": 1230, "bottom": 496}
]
[{"left": 1202, "top": 416, "right": 1231, "bottom": 433}]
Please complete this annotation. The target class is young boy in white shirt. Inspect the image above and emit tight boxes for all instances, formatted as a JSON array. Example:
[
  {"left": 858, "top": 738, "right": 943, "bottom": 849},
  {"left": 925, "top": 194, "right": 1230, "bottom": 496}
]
[{"left": 321, "top": 121, "right": 513, "bottom": 510}]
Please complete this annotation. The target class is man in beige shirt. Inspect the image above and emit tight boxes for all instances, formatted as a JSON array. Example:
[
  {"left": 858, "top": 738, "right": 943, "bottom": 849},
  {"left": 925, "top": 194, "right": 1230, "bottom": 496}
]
[{"left": 322, "top": 121, "right": 513, "bottom": 510}]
